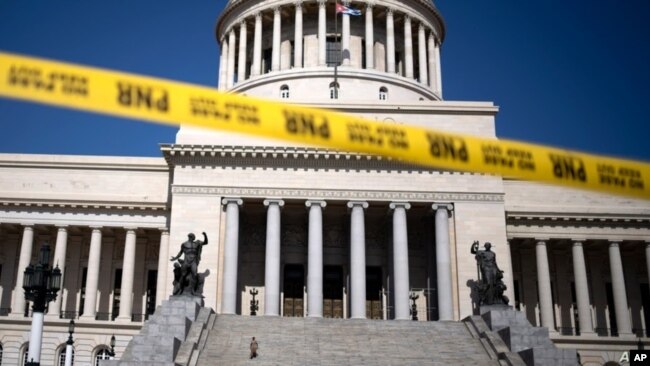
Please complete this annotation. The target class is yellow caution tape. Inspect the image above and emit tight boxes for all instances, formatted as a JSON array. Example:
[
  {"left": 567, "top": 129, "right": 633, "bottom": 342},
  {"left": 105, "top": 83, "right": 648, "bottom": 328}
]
[{"left": 1, "top": 51, "right": 649, "bottom": 200}]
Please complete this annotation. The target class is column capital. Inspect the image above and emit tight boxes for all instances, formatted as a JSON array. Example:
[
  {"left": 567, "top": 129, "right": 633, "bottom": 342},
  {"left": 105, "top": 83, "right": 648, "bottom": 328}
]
[
  {"left": 403, "top": 15, "right": 411, "bottom": 22},
  {"left": 255, "top": 12, "right": 262, "bottom": 20},
  {"left": 535, "top": 238, "right": 549, "bottom": 245},
  {"left": 90, "top": 226, "right": 103, "bottom": 231},
  {"left": 431, "top": 203, "right": 453, "bottom": 212},
  {"left": 294, "top": 1, "right": 302, "bottom": 9},
  {"left": 222, "top": 197, "right": 243, "bottom": 206},
  {"left": 572, "top": 240, "right": 585, "bottom": 247},
  {"left": 389, "top": 202, "right": 411, "bottom": 210},
  {"left": 365, "top": 1, "right": 375, "bottom": 10},
  {"left": 609, "top": 241, "right": 621, "bottom": 247},
  {"left": 159, "top": 227, "right": 170, "bottom": 235},
  {"left": 240, "top": 19, "right": 247, "bottom": 27},
  {"left": 419, "top": 23, "right": 425, "bottom": 32},
  {"left": 22, "top": 224, "right": 35, "bottom": 229},
  {"left": 347, "top": 201, "right": 369, "bottom": 209},
  {"left": 273, "top": 6, "right": 281, "bottom": 14},
  {"left": 386, "top": 7, "right": 394, "bottom": 16},
  {"left": 342, "top": 0, "right": 351, "bottom": 6},
  {"left": 305, "top": 200, "right": 327, "bottom": 208},
  {"left": 263, "top": 199, "right": 285, "bottom": 207},
  {"left": 317, "top": 0, "right": 327, "bottom": 8},
  {"left": 55, "top": 225, "right": 69, "bottom": 231},
  {"left": 124, "top": 227, "right": 138, "bottom": 233}
]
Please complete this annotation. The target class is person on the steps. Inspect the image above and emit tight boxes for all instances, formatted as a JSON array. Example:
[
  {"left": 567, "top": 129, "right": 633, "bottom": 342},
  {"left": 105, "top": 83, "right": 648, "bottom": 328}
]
[{"left": 250, "top": 337, "right": 258, "bottom": 359}]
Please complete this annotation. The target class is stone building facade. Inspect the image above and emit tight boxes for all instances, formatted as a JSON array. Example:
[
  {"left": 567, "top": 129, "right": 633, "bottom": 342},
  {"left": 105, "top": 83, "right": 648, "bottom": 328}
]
[{"left": 1, "top": 1, "right": 649, "bottom": 365}]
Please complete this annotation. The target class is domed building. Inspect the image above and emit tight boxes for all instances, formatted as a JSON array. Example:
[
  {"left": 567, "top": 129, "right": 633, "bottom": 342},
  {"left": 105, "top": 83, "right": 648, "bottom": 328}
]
[{"left": 0, "top": 1, "right": 649, "bottom": 365}]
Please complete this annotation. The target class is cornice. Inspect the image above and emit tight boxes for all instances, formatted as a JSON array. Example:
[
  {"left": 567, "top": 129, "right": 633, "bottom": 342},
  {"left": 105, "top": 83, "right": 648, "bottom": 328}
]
[
  {"left": 0, "top": 199, "right": 168, "bottom": 212},
  {"left": 171, "top": 185, "right": 504, "bottom": 203},
  {"left": 506, "top": 212, "right": 650, "bottom": 227},
  {"left": 0, "top": 154, "right": 168, "bottom": 172}
]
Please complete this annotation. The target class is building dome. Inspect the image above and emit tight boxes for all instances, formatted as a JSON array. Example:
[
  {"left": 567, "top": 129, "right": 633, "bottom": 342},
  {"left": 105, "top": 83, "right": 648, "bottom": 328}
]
[{"left": 215, "top": 0, "right": 445, "bottom": 103}]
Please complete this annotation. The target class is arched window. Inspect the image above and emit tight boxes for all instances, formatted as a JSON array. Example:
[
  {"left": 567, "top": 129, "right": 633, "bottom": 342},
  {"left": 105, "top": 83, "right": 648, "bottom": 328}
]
[
  {"left": 329, "top": 82, "right": 339, "bottom": 99},
  {"left": 0, "top": 343, "right": 3, "bottom": 366},
  {"left": 58, "top": 345, "right": 74, "bottom": 366},
  {"left": 280, "top": 85, "right": 289, "bottom": 99},
  {"left": 21, "top": 344, "right": 28, "bottom": 366},
  {"left": 379, "top": 87, "right": 388, "bottom": 101},
  {"left": 95, "top": 348, "right": 111, "bottom": 366}
]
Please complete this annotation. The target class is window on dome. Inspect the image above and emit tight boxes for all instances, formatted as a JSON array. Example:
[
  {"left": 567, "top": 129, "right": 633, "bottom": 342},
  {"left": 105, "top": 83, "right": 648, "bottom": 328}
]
[
  {"left": 280, "top": 85, "right": 290, "bottom": 99},
  {"left": 379, "top": 87, "right": 388, "bottom": 101},
  {"left": 326, "top": 37, "right": 341, "bottom": 67}
]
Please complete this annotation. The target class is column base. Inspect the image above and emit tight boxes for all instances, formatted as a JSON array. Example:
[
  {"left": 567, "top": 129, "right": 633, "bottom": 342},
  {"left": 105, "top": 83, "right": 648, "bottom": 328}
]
[
  {"left": 617, "top": 332, "right": 637, "bottom": 340},
  {"left": 115, "top": 315, "right": 133, "bottom": 323},
  {"left": 44, "top": 313, "right": 62, "bottom": 321},
  {"left": 79, "top": 314, "right": 96, "bottom": 322},
  {"left": 576, "top": 331, "right": 597, "bottom": 338}
]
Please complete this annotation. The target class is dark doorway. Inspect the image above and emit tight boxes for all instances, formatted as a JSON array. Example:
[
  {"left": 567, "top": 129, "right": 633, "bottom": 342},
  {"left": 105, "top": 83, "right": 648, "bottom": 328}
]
[
  {"left": 366, "top": 267, "right": 383, "bottom": 320},
  {"left": 283, "top": 264, "right": 304, "bottom": 317},
  {"left": 323, "top": 265, "right": 344, "bottom": 318}
]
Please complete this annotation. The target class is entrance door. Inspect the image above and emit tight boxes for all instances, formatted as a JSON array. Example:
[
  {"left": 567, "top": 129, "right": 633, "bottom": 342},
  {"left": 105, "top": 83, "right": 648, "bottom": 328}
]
[
  {"left": 283, "top": 264, "right": 304, "bottom": 317},
  {"left": 366, "top": 267, "right": 383, "bottom": 320},
  {"left": 323, "top": 266, "right": 344, "bottom": 318}
]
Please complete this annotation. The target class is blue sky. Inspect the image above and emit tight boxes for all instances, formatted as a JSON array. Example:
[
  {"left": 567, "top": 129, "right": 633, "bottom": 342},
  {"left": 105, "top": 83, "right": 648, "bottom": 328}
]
[{"left": 1, "top": 1, "right": 649, "bottom": 162}]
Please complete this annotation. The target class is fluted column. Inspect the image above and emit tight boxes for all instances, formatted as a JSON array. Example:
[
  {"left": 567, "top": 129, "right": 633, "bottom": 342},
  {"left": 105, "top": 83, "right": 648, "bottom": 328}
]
[
  {"left": 318, "top": 0, "right": 327, "bottom": 66},
  {"left": 306, "top": 200, "right": 326, "bottom": 317},
  {"left": 252, "top": 13, "right": 262, "bottom": 76},
  {"left": 535, "top": 239, "right": 555, "bottom": 331},
  {"left": 294, "top": 2, "right": 303, "bottom": 68},
  {"left": 417, "top": 24, "right": 428, "bottom": 85},
  {"left": 365, "top": 4, "right": 374, "bottom": 69},
  {"left": 116, "top": 228, "right": 137, "bottom": 321},
  {"left": 403, "top": 16, "right": 413, "bottom": 78},
  {"left": 348, "top": 201, "right": 368, "bottom": 319},
  {"left": 264, "top": 199, "right": 284, "bottom": 316},
  {"left": 390, "top": 202, "right": 411, "bottom": 320},
  {"left": 433, "top": 204, "right": 453, "bottom": 320},
  {"left": 609, "top": 241, "right": 632, "bottom": 336},
  {"left": 12, "top": 225, "right": 34, "bottom": 316},
  {"left": 646, "top": 242, "right": 650, "bottom": 292},
  {"left": 81, "top": 227, "right": 103, "bottom": 320},
  {"left": 238, "top": 21, "right": 248, "bottom": 83},
  {"left": 434, "top": 40, "right": 442, "bottom": 96},
  {"left": 427, "top": 31, "right": 436, "bottom": 92},
  {"left": 221, "top": 198, "right": 243, "bottom": 314},
  {"left": 155, "top": 229, "right": 170, "bottom": 306},
  {"left": 386, "top": 9, "right": 395, "bottom": 73},
  {"left": 341, "top": 1, "right": 351, "bottom": 66},
  {"left": 571, "top": 240, "right": 594, "bottom": 334},
  {"left": 218, "top": 39, "right": 227, "bottom": 90},
  {"left": 226, "top": 30, "right": 236, "bottom": 88},
  {"left": 48, "top": 226, "right": 68, "bottom": 317},
  {"left": 272, "top": 7, "right": 281, "bottom": 71}
]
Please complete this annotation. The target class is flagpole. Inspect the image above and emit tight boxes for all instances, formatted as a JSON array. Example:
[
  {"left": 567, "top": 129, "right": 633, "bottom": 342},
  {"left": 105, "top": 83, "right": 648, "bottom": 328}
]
[{"left": 334, "top": 0, "right": 338, "bottom": 96}]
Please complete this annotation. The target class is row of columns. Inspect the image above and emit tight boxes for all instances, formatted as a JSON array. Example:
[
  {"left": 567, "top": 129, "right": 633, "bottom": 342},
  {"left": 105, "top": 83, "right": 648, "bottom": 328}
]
[
  {"left": 220, "top": 198, "right": 454, "bottom": 320},
  {"left": 9, "top": 224, "right": 169, "bottom": 322},
  {"left": 534, "top": 239, "right": 635, "bottom": 336},
  {"left": 218, "top": 2, "right": 442, "bottom": 95}
]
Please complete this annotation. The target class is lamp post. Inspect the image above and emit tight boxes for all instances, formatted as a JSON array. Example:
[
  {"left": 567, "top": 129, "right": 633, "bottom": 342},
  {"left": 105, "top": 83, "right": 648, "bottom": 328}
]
[
  {"left": 65, "top": 320, "right": 74, "bottom": 366},
  {"left": 24, "top": 244, "right": 62, "bottom": 366},
  {"left": 109, "top": 335, "right": 116, "bottom": 359}
]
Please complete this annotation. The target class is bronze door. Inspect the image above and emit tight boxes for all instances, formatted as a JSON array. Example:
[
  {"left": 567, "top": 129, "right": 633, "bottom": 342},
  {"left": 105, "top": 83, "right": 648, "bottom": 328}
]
[
  {"left": 323, "top": 266, "right": 343, "bottom": 318},
  {"left": 283, "top": 264, "right": 304, "bottom": 317},
  {"left": 366, "top": 266, "right": 383, "bottom": 320}
]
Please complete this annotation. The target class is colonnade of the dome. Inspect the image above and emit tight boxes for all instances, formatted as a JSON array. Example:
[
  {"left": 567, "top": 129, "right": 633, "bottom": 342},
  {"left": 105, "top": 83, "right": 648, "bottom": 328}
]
[{"left": 217, "top": 0, "right": 444, "bottom": 100}]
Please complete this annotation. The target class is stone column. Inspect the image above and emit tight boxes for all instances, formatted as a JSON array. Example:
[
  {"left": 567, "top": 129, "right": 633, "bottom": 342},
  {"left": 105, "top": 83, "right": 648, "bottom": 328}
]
[
  {"left": 264, "top": 199, "right": 284, "bottom": 316},
  {"left": 386, "top": 9, "right": 395, "bottom": 73},
  {"left": 403, "top": 16, "right": 413, "bottom": 78},
  {"left": 434, "top": 41, "right": 442, "bottom": 96},
  {"left": 218, "top": 39, "right": 227, "bottom": 90},
  {"left": 365, "top": 3, "right": 374, "bottom": 69},
  {"left": 221, "top": 198, "right": 243, "bottom": 314},
  {"left": 318, "top": 0, "right": 327, "bottom": 66},
  {"left": 48, "top": 226, "right": 68, "bottom": 317},
  {"left": 390, "top": 202, "right": 411, "bottom": 320},
  {"left": 155, "top": 229, "right": 170, "bottom": 306},
  {"left": 341, "top": 1, "right": 351, "bottom": 66},
  {"left": 12, "top": 225, "right": 34, "bottom": 316},
  {"left": 306, "top": 200, "right": 326, "bottom": 317},
  {"left": 81, "top": 227, "right": 103, "bottom": 320},
  {"left": 417, "top": 24, "right": 428, "bottom": 85},
  {"left": 433, "top": 204, "right": 453, "bottom": 320},
  {"left": 646, "top": 242, "right": 650, "bottom": 290},
  {"left": 294, "top": 2, "right": 303, "bottom": 68},
  {"left": 348, "top": 201, "right": 368, "bottom": 319},
  {"left": 571, "top": 240, "right": 594, "bottom": 334},
  {"left": 226, "top": 30, "right": 237, "bottom": 89},
  {"left": 252, "top": 13, "right": 262, "bottom": 76},
  {"left": 427, "top": 31, "right": 436, "bottom": 92},
  {"left": 535, "top": 239, "right": 555, "bottom": 331},
  {"left": 117, "top": 228, "right": 137, "bottom": 322},
  {"left": 272, "top": 7, "right": 281, "bottom": 71},
  {"left": 238, "top": 20, "right": 248, "bottom": 83},
  {"left": 609, "top": 241, "right": 633, "bottom": 336}
]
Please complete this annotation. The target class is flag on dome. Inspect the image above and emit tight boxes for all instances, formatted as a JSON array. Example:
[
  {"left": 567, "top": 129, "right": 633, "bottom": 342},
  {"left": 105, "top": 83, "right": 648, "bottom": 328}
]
[{"left": 336, "top": 2, "right": 362, "bottom": 16}]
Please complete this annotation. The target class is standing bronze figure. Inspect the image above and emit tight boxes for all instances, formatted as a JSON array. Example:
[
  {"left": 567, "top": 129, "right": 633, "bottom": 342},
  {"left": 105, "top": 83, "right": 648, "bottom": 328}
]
[
  {"left": 471, "top": 241, "right": 509, "bottom": 306},
  {"left": 171, "top": 232, "right": 208, "bottom": 296}
]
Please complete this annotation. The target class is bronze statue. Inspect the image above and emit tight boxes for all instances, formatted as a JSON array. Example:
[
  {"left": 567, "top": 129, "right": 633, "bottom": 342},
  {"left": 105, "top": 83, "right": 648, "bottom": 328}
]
[
  {"left": 171, "top": 232, "right": 208, "bottom": 296},
  {"left": 471, "top": 241, "right": 509, "bottom": 306}
]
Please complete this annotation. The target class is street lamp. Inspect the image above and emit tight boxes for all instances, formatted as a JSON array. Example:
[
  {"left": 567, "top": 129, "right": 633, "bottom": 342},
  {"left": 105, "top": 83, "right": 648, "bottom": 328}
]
[
  {"left": 65, "top": 320, "right": 74, "bottom": 366},
  {"left": 23, "top": 244, "right": 62, "bottom": 366},
  {"left": 109, "top": 335, "right": 116, "bottom": 359}
]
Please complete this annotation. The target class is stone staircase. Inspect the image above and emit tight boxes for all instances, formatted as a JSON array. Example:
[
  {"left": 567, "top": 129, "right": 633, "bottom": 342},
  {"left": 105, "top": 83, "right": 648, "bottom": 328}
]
[{"left": 196, "top": 315, "right": 501, "bottom": 366}]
